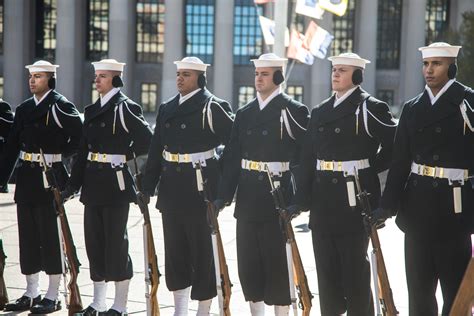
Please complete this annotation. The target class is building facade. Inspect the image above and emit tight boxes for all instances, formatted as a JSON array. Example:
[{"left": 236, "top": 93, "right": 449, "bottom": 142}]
[{"left": 1, "top": 0, "right": 473, "bottom": 118}]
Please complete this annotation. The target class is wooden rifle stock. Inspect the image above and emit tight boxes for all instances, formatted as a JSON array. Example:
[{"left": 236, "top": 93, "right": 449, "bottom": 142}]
[
  {"left": 40, "top": 150, "right": 83, "bottom": 315},
  {"left": 134, "top": 157, "right": 160, "bottom": 316},
  {"left": 353, "top": 172, "right": 398, "bottom": 316},
  {"left": 196, "top": 164, "right": 232, "bottom": 316},
  {"left": 265, "top": 168, "right": 313, "bottom": 316},
  {"left": 0, "top": 240, "right": 8, "bottom": 310},
  {"left": 450, "top": 258, "right": 474, "bottom": 316}
]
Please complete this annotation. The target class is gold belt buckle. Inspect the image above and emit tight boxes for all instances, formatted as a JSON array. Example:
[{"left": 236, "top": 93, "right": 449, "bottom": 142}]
[
  {"left": 91, "top": 153, "right": 99, "bottom": 161},
  {"left": 24, "top": 153, "right": 32, "bottom": 161},
  {"left": 422, "top": 165, "right": 436, "bottom": 177},
  {"left": 249, "top": 161, "right": 260, "bottom": 171},
  {"left": 101, "top": 154, "right": 107, "bottom": 162},
  {"left": 322, "top": 161, "right": 334, "bottom": 171},
  {"left": 169, "top": 153, "right": 179, "bottom": 162}
]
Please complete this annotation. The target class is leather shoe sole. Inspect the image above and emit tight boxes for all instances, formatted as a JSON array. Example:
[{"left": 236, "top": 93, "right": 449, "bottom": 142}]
[
  {"left": 4, "top": 295, "right": 41, "bottom": 311},
  {"left": 30, "top": 298, "right": 61, "bottom": 314}
]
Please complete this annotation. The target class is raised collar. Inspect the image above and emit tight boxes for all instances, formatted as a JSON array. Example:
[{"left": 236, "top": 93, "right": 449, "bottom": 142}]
[
  {"left": 425, "top": 79, "right": 455, "bottom": 105},
  {"left": 257, "top": 86, "right": 282, "bottom": 110},
  {"left": 100, "top": 87, "right": 121, "bottom": 107},
  {"left": 179, "top": 88, "right": 202, "bottom": 105},
  {"left": 34, "top": 89, "right": 53, "bottom": 105},
  {"left": 333, "top": 86, "right": 359, "bottom": 108}
]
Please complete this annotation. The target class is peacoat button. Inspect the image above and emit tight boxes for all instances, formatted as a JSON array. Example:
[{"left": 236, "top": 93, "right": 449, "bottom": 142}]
[
  {"left": 164, "top": 145, "right": 168, "bottom": 150},
  {"left": 258, "top": 175, "right": 264, "bottom": 181},
  {"left": 34, "top": 123, "right": 39, "bottom": 128},
  {"left": 86, "top": 162, "right": 90, "bottom": 168},
  {"left": 432, "top": 181, "right": 438, "bottom": 188},
  {"left": 181, "top": 123, "right": 186, "bottom": 129},
  {"left": 247, "top": 130, "right": 252, "bottom": 135},
  {"left": 176, "top": 166, "right": 181, "bottom": 172},
  {"left": 335, "top": 127, "right": 341, "bottom": 133},
  {"left": 30, "top": 162, "right": 35, "bottom": 168},
  {"left": 165, "top": 123, "right": 170, "bottom": 128},
  {"left": 318, "top": 127, "right": 324, "bottom": 132},
  {"left": 21, "top": 143, "right": 26, "bottom": 148},
  {"left": 162, "top": 166, "right": 167, "bottom": 171},
  {"left": 435, "top": 127, "right": 442, "bottom": 133},
  {"left": 98, "top": 164, "right": 103, "bottom": 169},
  {"left": 100, "top": 122, "right": 105, "bottom": 128},
  {"left": 417, "top": 128, "right": 423, "bottom": 133},
  {"left": 243, "top": 152, "right": 249, "bottom": 158},
  {"left": 415, "top": 154, "right": 421, "bottom": 162},
  {"left": 332, "top": 178, "right": 338, "bottom": 184},
  {"left": 89, "top": 123, "right": 93, "bottom": 127},
  {"left": 316, "top": 177, "right": 321, "bottom": 183},
  {"left": 88, "top": 144, "right": 92, "bottom": 149},
  {"left": 262, "top": 130, "right": 268, "bottom": 136},
  {"left": 433, "top": 154, "right": 439, "bottom": 161},
  {"left": 413, "top": 179, "right": 417, "bottom": 186}
]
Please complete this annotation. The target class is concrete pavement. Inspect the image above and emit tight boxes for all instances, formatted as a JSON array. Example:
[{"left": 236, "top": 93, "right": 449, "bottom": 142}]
[{"left": 0, "top": 184, "right": 447, "bottom": 315}]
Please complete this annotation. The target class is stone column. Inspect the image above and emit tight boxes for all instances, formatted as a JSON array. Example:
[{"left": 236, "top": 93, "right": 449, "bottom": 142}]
[
  {"left": 161, "top": 0, "right": 184, "bottom": 100},
  {"left": 109, "top": 0, "right": 136, "bottom": 96},
  {"left": 213, "top": 0, "right": 234, "bottom": 102},
  {"left": 400, "top": 0, "right": 426, "bottom": 100},
  {"left": 357, "top": 0, "right": 377, "bottom": 94},
  {"left": 3, "top": 0, "right": 34, "bottom": 106},
  {"left": 56, "top": 0, "right": 86, "bottom": 107}
]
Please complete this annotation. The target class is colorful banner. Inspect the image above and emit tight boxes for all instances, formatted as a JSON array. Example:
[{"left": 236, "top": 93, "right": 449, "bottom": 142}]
[
  {"left": 304, "top": 21, "right": 334, "bottom": 59},
  {"left": 287, "top": 30, "right": 314, "bottom": 65},
  {"left": 319, "top": 0, "right": 348, "bottom": 16},
  {"left": 295, "top": 0, "right": 325, "bottom": 20},
  {"left": 258, "top": 15, "right": 290, "bottom": 47}
]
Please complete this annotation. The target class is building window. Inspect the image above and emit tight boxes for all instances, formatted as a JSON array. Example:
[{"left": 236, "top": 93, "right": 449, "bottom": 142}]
[
  {"left": 185, "top": 0, "right": 215, "bottom": 64},
  {"left": 425, "top": 0, "right": 450, "bottom": 44},
  {"left": 0, "top": 0, "right": 4, "bottom": 55},
  {"left": 87, "top": 0, "right": 109, "bottom": 61},
  {"left": 377, "top": 0, "right": 402, "bottom": 69},
  {"left": 141, "top": 83, "right": 158, "bottom": 112},
  {"left": 287, "top": 86, "right": 304, "bottom": 103},
  {"left": 377, "top": 89, "right": 394, "bottom": 106},
  {"left": 234, "top": 0, "right": 263, "bottom": 65},
  {"left": 136, "top": 0, "right": 165, "bottom": 63},
  {"left": 331, "top": 0, "right": 356, "bottom": 56},
  {"left": 289, "top": 0, "right": 305, "bottom": 33},
  {"left": 91, "top": 82, "right": 99, "bottom": 103},
  {"left": 36, "top": 0, "right": 57, "bottom": 61},
  {"left": 238, "top": 86, "right": 255, "bottom": 108}
]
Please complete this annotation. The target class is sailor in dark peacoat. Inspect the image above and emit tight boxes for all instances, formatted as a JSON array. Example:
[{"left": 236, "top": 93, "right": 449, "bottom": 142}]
[{"left": 0, "top": 99, "right": 13, "bottom": 193}]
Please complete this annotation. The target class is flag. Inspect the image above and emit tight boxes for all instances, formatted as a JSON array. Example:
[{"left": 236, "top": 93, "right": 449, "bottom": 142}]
[
  {"left": 254, "top": 0, "right": 273, "bottom": 3},
  {"left": 319, "top": 0, "right": 348, "bottom": 16},
  {"left": 295, "top": 0, "right": 325, "bottom": 20},
  {"left": 304, "top": 21, "right": 334, "bottom": 59},
  {"left": 287, "top": 30, "right": 314, "bottom": 65},
  {"left": 258, "top": 16, "right": 290, "bottom": 47}
]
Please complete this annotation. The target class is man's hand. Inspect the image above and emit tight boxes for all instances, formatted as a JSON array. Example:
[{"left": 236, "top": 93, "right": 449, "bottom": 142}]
[
  {"left": 368, "top": 207, "right": 392, "bottom": 229},
  {"left": 60, "top": 186, "right": 76, "bottom": 203},
  {"left": 212, "top": 199, "right": 225, "bottom": 213},
  {"left": 284, "top": 204, "right": 307, "bottom": 223},
  {"left": 136, "top": 191, "right": 151, "bottom": 205}
]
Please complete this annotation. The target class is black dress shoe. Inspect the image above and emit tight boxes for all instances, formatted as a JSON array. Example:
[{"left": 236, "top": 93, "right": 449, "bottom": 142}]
[
  {"left": 74, "top": 305, "right": 101, "bottom": 316},
  {"left": 100, "top": 308, "right": 128, "bottom": 315},
  {"left": 30, "top": 298, "right": 61, "bottom": 314},
  {"left": 4, "top": 295, "right": 41, "bottom": 311}
]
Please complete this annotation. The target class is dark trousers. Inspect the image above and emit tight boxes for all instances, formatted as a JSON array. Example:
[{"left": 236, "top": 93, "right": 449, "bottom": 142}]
[
  {"left": 236, "top": 219, "right": 291, "bottom": 306},
  {"left": 312, "top": 232, "right": 374, "bottom": 316},
  {"left": 162, "top": 212, "right": 216, "bottom": 301},
  {"left": 17, "top": 203, "right": 62, "bottom": 275},
  {"left": 84, "top": 204, "right": 133, "bottom": 282},
  {"left": 405, "top": 233, "right": 471, "bottom": 316}
]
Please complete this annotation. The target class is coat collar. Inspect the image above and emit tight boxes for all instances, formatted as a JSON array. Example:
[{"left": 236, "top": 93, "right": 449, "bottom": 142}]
[
  {"left": 317, "top": 87, "right": 370, "bottom": 126},
  {"left": 415, "top": 81, "right": 466, "bottom": 128},
  {"left": 245, "top": 93, "right": 291, "bottom": 129},
  {"left": 27, "top": 90, "right": 63, "bottom": 123},
  {"left": 162, "top": 88, "right": 212, "bottom": 122},
  {"left": 85, "top": 91, "right": 128, "bottom": 124}
]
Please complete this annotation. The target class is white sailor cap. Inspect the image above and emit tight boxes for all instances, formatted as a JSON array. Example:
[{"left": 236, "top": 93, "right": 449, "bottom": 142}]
[
  {"left": 327, "top": 52, "right": 371, "bottom": 69},
  {"left": 251, "top": 53, "right": 287, "bottom": 68},
  {"left": 92, "top": 59, "right": 126, "bottom": 72},
  {"left": 418, "top": 42, "right": 461, "bottom": 59},
  {"left": 25, "top": 60, "right": 59, "bottom": 73},
  {"left": 174, "top": 57, "right": 210, "bottom": 72}
]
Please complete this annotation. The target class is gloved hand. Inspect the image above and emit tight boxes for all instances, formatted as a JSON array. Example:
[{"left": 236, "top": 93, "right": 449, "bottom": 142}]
[
  {"left": 60, "top": 186, "right": 76, "bottom": 203},
  {"left": 368, "top": 207, "right": 393, "bottom": 229},
  {"left": 284, "top": 204, "right": 308, "bottom": 223},
  {"left": 212, "top": 199, "right": 226, "bottom": 213},
  {"left": 136, "top": 191, "right": 151, "bottom": 206}
]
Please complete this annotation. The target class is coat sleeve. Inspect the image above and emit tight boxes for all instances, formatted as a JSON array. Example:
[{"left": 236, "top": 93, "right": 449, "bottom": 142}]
[
  {"left": 209, "top": 99, "right": 234, "bottom": 145},
  {"left": 0, "top": 101, "right": 14, "bottom": 139},
  {"left": 142, "top": 105, "right": 164, "bottom": 196},
  {"left": 366, "top": 99, "right": 397, "bottom": 173},
  {"left": 123, "top": 101, "right": 153, "bottom": 157},
  {"left": 67, "top": 132, "right": 89, "bottom": 192},
  {"left": 0, "top": 105, "right": 22, "bottom": 186},
  {"left": 217, "top": 110, "right": 242, "bottom": 204},
  {"left": 54, "top": 100, "right": 83, "bottom": 158},
  {"left": 285, "top": 101, "right": 310, "bottom": 146},
  {"left": 380, "top": 102, "right": 412, "bottom": 212}
]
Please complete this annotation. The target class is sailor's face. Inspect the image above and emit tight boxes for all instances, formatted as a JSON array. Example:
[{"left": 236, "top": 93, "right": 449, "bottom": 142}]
[
  {"left": 94, "top": 70, "right": 115, "bottom": 96},
  {"left": 254, "top": 67, "right": 278, "bottom": 95},
  {"left": 29, "top": 72, "right": 50, "bottom": 95},
  {"left": 331, "top": 65, "right": 357, "bottom": 93},
  {"left": 423, "top": 57, "right": 451, "bottom": 90},
  {"left": 176, "top": 69, "right": 200, "bottom": 96}
]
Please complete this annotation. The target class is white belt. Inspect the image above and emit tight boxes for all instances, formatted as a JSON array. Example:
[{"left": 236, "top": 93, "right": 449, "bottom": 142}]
[
  {"left": 162, "top": 148, "right": 216, "bottom": 167},
  {"left": 316, "top": 158, "right": 370, "bottom": 176},
  {"left": 411, "top": 162, "right": 469, "bottom": 185},
  {"left": 19, "top": 151, "right": 62, "bottom": 166},
  {"left": 241, "top": 159, "right": 290, "bottom": 176},
  {"left": 87, "top": 152, "right": 127, "bottom": 167}
]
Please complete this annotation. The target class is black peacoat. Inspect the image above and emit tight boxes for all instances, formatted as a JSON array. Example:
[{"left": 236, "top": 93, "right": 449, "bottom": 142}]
[{"left": 0, "top": 100, "right": 13, "bottom": 153}]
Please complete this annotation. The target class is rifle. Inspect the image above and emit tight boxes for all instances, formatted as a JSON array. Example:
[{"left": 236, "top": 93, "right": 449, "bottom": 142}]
[
  {"left": 133, "top": 156, "right": 161, "bottom": 316},
  {"left": 265, "top": 167, "right": 312, "bottom": 316},
  {"left": 0, "top": 239, "right": 8, "bottom": 310},
  {"left": 39, "top": 149, "right": 83, "bottom": 315},
  {"left": 353, "top": 171, "right": 398, "bottom": 316},
  {"left": 196, "top": 163, "right": 232, "bottom": 316}
]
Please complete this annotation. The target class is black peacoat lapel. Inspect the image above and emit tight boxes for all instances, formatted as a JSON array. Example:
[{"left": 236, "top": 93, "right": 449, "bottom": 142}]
[
  {"left": 247, "top": 93, "right": 290, "bottom": 129},
  {"left": 317, "top": 87, "right": 369, "bottom": 126},
  {"left": 162, "top": 89, "right": 212, "bottom": 123},
  {"left": 26, "top": 90, "right": 63, "bottom": 123},
  {"left": 84, "top": 91, "right": 128, "bottom": 125}
]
